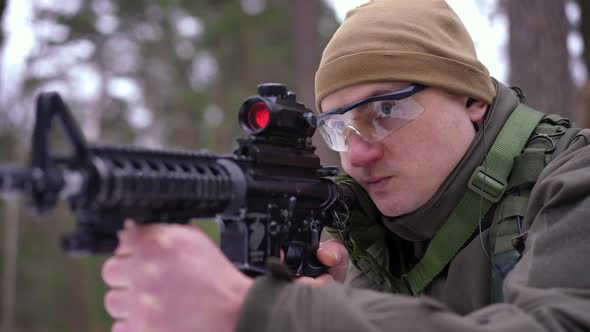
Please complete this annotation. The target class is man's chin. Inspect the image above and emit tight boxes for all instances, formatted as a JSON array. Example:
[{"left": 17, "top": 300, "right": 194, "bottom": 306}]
[
  {"left": 373, "top": 199, "right": 408, "bottom": 218},
  {"left": 374, "top": 192, "right": 433, "bottom": 217}
]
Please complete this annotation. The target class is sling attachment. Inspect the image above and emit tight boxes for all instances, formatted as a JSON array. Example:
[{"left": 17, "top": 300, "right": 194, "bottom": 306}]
[
  {"left": 334, "top": 213, "right": 410, "bottom": 292},
  {"left": 327, "top": 178, "right": 410, "bottom": 293},
  {"left": 400, "top": 104, "right": 544, "bottom": 296},
  {"left": 332, "top": 200, "right": 354, "bottom": 253}
]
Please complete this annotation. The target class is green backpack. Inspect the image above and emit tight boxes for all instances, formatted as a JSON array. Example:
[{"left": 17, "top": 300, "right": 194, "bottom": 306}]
[{"left": 329, "top": 103, "right": 579, "bottom": 300}]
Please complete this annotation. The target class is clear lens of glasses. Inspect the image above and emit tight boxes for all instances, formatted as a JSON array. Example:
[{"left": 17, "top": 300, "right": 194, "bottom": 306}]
[{"left": 318, "top": 96, "right": 425, "bottom": 152}]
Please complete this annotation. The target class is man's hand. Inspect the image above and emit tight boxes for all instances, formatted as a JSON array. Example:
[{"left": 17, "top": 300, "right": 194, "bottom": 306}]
[
  {"left": 102, "top": 221, "right": 253, "bottom": 332},
  {"left": 296, "top": 239, "right": 349, "bottom": 286}
]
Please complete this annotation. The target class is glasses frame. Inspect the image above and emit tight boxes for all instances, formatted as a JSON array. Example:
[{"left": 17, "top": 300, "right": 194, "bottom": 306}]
[{"left": 317, "top": 84, "right": 427, "bottom": 119}]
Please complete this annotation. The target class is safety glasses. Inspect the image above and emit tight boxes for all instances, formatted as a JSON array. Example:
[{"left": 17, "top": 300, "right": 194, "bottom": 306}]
[{"left": 317, "top": 84, "right": 427, "bottom": 152}]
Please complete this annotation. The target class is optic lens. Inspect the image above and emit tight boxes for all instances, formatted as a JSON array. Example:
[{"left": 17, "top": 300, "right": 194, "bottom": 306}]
[{"left": 248, "top": 101, "right": 270, "bottom": 130}]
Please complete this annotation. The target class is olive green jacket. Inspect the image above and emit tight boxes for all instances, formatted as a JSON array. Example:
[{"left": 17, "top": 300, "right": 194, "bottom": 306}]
[{"left": 235, "top": 82, "right": 590, "bottom": 331}]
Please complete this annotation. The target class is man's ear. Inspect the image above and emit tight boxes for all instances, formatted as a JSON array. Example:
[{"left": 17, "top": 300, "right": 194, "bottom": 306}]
[{"left": 467, "top": 98, "right": 487, "bottom": 123}]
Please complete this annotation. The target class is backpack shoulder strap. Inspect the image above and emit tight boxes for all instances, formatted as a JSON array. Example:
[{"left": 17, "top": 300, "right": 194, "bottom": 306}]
[
  {"left": 488, "top": 111, "right": 578, "bottom": 302},
  {"left": 402, "top": 104, "right": 544, "bottom": 295}
]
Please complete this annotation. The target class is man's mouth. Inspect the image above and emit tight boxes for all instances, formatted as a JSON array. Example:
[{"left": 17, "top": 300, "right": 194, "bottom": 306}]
[{"left": 365, "top": 176, "right": 392, "bottom": 190}]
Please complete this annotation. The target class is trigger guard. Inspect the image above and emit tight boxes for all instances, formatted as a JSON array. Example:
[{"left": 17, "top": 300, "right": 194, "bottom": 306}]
[{"left": 285, "top": 242, "right": 328, "bottom": 277}]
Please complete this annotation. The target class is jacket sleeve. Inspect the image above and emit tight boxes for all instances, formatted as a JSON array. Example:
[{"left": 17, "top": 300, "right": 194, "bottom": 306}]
[{"left": 235, "top": 136, "right": 590, "bottom": 332}]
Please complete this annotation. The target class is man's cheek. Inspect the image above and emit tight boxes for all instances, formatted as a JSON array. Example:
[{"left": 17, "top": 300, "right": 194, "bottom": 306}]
[{"left": 339, "top": 159, "right": 357, "bottom": 177}]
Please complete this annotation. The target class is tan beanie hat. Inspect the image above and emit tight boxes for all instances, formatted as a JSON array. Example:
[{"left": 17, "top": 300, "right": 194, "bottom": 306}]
[{"left": 315, "top": 0, "right": 495, "bottom": 112}]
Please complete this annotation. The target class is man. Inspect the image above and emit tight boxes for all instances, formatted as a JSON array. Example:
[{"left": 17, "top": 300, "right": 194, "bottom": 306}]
[{"left": 102, "top": 0, "right": 590, "bottom": 331}]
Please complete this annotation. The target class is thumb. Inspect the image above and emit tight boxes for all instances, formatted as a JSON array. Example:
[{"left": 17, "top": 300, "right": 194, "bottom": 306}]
[
  {"left": 316, "top": 240, "right": 349, "bottom": 282},
  {"left": 317, "top": 240, "right": 348, "bottom": 266}
]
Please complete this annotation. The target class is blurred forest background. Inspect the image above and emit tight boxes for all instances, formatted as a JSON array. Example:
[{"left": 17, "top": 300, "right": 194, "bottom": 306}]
[{"left": 0, "top": 0, "right": 589, "bottom": 331}]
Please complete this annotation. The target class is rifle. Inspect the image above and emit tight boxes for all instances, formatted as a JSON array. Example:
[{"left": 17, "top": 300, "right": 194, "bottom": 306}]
[{"left": 0, "top": 83, "right": 354, "bottom": 277}]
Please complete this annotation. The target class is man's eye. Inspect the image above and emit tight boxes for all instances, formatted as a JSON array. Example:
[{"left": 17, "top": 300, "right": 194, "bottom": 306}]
[{"left": 376, "top": 101, "right": 396, "bottom": 116}]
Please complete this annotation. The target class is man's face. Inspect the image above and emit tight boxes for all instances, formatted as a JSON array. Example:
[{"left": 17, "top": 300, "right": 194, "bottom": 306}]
[{"left": 320, "top": 82, "right": 485, "bottom": 217}]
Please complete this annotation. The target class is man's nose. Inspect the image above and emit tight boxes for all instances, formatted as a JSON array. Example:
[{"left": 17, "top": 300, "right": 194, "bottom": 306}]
[{"left": 346, "top": 132, "right": 384, "bottom": 167}]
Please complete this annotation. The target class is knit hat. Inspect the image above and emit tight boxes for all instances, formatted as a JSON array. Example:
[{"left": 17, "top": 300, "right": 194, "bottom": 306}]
[{"left": 315, "top": 0, "right": 495, "bottom": 112}]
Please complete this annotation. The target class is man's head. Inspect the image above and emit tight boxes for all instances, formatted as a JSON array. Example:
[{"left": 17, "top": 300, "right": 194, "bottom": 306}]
[{"left": 315, "top": 0, "right": 494, "bottom": 216}]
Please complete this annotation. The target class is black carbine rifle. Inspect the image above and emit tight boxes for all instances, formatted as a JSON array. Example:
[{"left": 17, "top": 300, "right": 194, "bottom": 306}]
[{"left": 0, "top": 83, "right": 354, "bottom": 277}]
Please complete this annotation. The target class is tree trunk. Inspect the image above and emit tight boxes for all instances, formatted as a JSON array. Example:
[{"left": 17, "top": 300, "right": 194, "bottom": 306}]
[
  {"left": 0, "top": 0, "right": 6, "bottom": 46},
  {"left": 577, "top": 0, "right": 590, "bottom": 127},
  {"left": 579, "top": 0, "right": 590, "bottom": 71},
  {"left": 288, "top": 0, "right": 340, "bottom": 167},
  {"left": 506, "top": 0, "right": 576, "bottom": 120},
  {"left": 1, "top": 2, "right": 21, "bottom": 329},
  {"left": 1, "top": 199, "right": 20, "bottom": 332}
]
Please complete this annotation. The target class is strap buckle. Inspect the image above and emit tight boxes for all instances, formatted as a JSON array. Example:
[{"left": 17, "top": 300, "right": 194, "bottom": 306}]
[{"left": 467, "top": 166, "right": 507, "bottom": 203}]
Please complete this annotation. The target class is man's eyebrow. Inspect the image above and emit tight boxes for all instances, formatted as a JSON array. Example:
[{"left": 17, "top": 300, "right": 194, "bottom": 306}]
[
  {"left": 363, "top": 88, "right": 399, "bottom": 98},
  {"left": 367, "top": 89, "right": 393, "bottom": 97},
  {"left": 324, "top": 86, "right": 404, "bottom": 113}
]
